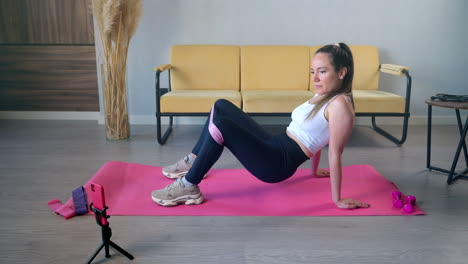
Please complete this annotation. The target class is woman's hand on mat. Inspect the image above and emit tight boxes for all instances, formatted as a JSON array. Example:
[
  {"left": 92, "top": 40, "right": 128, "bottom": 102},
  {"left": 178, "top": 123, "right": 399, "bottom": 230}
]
[
  {"left": 313, "top": 169, "right": 330, "bottom": 177},
  {"left": 335, "top": 198, "right": 370, "bottom": 209}
]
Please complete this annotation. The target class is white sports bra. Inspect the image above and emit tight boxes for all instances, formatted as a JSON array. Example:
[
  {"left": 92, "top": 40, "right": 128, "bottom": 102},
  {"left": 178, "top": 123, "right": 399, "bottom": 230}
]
[{"left": 286, "top": 95, "right": 338, "bottom": 155}]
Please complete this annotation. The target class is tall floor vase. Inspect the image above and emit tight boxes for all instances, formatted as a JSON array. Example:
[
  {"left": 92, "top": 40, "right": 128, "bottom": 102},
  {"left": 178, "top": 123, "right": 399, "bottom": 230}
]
[
  {"left": 91, "top": 0, "right": 142, "bottom": 141},
  {"left": 101, "top": 64, "right": 129, "bottom": 140}
]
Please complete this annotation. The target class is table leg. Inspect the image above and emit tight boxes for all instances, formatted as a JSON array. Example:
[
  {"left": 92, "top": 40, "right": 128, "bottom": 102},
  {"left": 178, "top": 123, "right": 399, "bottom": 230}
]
[
  {"left": 426, "top": 105, "right": 432, "bottom": 170},
  {"left": 427, "top": 105, "right": 432, "bottom": 169},
  {"left": 447, "top": 113, "right": 468, "bottom": 184},
  {"left": 455, "top": 109, "right": 468, "bottom": 167}
]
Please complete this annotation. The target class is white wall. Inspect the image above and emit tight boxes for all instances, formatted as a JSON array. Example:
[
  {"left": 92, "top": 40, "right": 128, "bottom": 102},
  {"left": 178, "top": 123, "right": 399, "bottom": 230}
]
[{"left": 97, "top": 0, "right": 468, "bottom": 125}]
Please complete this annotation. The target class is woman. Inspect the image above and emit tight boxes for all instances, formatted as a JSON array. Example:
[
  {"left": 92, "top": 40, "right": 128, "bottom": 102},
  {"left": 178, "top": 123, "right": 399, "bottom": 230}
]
[{"left": 151, "top": 43, "right": 370, "bottom": 209}]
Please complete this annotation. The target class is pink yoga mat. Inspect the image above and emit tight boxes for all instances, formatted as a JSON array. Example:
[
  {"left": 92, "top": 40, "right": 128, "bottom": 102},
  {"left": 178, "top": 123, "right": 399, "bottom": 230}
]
[{"left": 49, "top": 162, "right": 425, "bottom": 218}]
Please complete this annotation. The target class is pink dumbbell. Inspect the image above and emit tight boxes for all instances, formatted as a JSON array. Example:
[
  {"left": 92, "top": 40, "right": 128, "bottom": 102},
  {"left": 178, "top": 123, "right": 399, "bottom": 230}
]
[
  {"left": 403, "top": 195, "right": 416, "bottom": 213},
  {"left": 392, "top": 191, "right": 404, "bottom": 208}
]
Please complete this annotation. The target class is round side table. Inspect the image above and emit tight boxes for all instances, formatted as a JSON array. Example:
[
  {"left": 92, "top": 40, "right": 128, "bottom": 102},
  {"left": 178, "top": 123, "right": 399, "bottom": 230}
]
[{"left": 425, "top": 99, "right": 468, "bottom": 184}]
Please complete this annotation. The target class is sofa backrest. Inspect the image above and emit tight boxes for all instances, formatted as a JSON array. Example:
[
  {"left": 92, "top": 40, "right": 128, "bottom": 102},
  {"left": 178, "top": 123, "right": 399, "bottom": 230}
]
[
  {"left": 309, "top": 45, "right": 380, "bottom": 91},
  {"left": 170, "top": 45, "right": 240, "bottom": 90},
  {"left": 241, "top": 45, "right": 310, "bottom": 91}
]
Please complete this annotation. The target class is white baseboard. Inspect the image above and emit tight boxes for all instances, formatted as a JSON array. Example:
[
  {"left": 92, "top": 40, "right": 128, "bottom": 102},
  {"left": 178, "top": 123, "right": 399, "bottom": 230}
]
[
  {"left": 119, "top": 115, "right": 465, "bottom": 126},
  {"left": 1, "top": 111, "right": 465, "bottom": 126},
  {"left": 117, "top": 115, "right": 466, "bottom": 126},
  {"left": 355, "top": 116, "right": 465, "bottom": 126},
  {"left": 0, "top": 111, "right": 99, "bottom": 121}
]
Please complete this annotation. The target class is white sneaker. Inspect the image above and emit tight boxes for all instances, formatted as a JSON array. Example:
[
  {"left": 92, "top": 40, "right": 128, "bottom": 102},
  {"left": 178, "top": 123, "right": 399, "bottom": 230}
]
[
  {"left": 162, "top": 156, "right": 192, "bottom": 179},
  {"left": 151, "top": 180, "right": 204, "bottom": 207},
  {"left": 162, "top": 155, "right": 207, "bottom": 179}
]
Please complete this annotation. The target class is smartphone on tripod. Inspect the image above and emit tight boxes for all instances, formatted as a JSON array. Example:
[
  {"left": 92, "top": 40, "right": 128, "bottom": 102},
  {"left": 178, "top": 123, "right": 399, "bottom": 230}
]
[
  {"left": 89, "top": 182, "right": 108, "bottom": 225},
  {"left": 85, "top": 181, "right": 134, "bottom": 263}
]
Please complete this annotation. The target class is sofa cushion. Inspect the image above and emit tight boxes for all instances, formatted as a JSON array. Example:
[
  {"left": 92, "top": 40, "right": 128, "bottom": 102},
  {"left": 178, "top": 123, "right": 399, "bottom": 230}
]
[
  {"left": 353, "top": 90, "right": 405, "bottom": 113},
  {"left": 310, "top": 45, "right": 380, "bottom": 91},
  {"left": 170, "top": 45, "right": 240, "bottom": 91},
  {"left": 241, "top": 46, "right": 310, "bottom": 91},
  {"left": 242, "top": 90, "right": 315, "bottom": 113},
  {"left": 160, "top": 90, "right": 241, "bottom": 113}
]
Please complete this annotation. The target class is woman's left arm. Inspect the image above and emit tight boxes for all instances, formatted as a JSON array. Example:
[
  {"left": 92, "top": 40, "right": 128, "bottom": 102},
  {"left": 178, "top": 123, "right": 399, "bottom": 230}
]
[
  {"left": 327, "top": 96, "right": 370, "bottom": 209},
  {"left": 311, "top": 149, "right": 331, "bottom": 177}
]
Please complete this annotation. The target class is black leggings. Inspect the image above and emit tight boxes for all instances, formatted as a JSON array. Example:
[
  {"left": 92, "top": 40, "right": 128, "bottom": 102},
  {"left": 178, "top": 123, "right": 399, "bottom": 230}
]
[{"left": 185, "top": 99, "right": 309, "bottom": 184}]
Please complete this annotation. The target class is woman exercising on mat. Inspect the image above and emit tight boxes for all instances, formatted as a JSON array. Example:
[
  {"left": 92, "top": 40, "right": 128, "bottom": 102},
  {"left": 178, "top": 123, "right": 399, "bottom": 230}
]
[{"left": 151, "top": 43, "right": 370, "bottom": 210}]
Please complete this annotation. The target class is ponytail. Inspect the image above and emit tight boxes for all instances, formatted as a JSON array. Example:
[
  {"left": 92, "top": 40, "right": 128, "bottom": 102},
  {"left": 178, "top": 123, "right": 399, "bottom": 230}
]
[{"left": 306, "top": 42, "right": 354, "bottom": 119}]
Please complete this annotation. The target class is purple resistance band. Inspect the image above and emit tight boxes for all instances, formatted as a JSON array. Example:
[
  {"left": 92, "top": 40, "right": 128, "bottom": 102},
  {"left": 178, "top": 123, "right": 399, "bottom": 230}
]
[
  {"left": 72, "top": 186, "right": 89, "bottom": 215},
  {"left": 208, "top": 105, "right": 224, "bottom": 145}
]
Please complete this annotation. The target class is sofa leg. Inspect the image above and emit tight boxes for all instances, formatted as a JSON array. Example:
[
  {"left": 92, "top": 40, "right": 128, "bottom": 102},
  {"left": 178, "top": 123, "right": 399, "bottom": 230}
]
[
  {"left": 371, "top": 115, "right": 409, "bottom": 145},
  {"left": 157, "top": 115, "right": 173, "bottom": 145}
]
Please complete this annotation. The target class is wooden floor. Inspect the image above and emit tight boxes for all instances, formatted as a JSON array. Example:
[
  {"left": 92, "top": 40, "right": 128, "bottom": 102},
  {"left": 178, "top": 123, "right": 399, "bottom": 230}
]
[{"left": 1, "top": 120, "right": 467, "bottom": 264}]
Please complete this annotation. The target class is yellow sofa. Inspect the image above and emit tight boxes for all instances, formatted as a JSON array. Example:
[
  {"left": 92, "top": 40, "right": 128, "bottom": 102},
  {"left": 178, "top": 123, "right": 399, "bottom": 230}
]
[{"left": 155, "top": 45, "right": 411, "bottom": 145}]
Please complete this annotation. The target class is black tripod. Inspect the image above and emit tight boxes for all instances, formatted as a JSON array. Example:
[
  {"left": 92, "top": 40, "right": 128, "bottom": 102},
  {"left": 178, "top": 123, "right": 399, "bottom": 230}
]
[{"left": 86, "top": 204, "right": 134, "bottom": 263}]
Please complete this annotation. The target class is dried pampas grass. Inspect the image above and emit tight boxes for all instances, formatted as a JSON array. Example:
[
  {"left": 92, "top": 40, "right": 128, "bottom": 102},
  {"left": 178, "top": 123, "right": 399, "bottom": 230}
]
[{"left": 91, "top": 0, "right": 142, "bottom": 140}]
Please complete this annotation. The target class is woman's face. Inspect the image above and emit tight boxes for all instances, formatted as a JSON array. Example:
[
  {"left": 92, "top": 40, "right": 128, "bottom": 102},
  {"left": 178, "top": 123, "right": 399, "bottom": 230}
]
[{"left": 311, "top": 52, "right": 346, "bottom": 95}]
